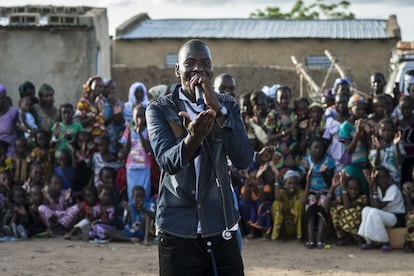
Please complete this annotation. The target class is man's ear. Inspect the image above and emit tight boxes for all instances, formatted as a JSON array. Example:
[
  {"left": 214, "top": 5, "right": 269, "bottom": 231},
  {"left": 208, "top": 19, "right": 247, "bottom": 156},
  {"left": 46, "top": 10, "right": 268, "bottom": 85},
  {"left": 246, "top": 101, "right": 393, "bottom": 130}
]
[{"left": 175, "top": 64, "right": 180, "bottom": 78}]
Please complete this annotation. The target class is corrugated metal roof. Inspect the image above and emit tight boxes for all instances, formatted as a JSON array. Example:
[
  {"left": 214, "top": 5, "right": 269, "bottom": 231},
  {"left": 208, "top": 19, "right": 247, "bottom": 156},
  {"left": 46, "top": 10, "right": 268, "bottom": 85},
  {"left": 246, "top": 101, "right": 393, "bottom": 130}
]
[{"left": 117, "top": 18, "right": 391, "bottom": 40}]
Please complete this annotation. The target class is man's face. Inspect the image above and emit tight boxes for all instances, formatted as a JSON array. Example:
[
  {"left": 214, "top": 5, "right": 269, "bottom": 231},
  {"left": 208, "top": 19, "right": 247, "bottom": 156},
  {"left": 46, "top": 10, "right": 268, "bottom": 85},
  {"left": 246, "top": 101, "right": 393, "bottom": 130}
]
[{"left": 175, "top": 42, "right": 214, "bottom": 93}]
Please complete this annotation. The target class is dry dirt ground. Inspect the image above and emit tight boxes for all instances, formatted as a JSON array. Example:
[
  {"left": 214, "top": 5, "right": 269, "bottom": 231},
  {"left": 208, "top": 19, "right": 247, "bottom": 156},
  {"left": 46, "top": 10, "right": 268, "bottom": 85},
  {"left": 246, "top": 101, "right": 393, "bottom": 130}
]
[{"left": 1, "top": 237, "right": 414, "bottom": 276}]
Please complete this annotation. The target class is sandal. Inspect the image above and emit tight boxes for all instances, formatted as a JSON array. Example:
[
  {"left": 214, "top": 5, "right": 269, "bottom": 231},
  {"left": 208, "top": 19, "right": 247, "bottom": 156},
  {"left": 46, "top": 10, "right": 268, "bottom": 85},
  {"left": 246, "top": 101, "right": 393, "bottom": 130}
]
[
  {"left": 381, "top": 244, "right": 392, "bottom": 253},
  {"left": 359, "top": 243, "right": 375, "bottom": 250},
  {"left": 317, "top": 241, "right": 325, "bottom": 249},
  {"left": 305, "top": 241, "right": 315, "bottom": 249}
]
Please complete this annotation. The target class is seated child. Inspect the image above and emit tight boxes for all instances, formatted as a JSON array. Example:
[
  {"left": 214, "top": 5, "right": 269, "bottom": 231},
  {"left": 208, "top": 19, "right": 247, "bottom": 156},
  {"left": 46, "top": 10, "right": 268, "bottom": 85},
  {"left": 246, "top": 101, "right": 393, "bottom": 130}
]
[
  {"left": 53, "top": 149, "right": 74, "bottom": 191},
  {"left": 64, "top": 185, "right": 99, "bottom": 241},
  {"left": 38, "top": 174, "right": 80, "bottom": 236},
  {"left": 88, "top": 186, "right": 117, "bottom": 242},
  {"left": 27, "top": 185, "right": 47, "bottom": 237},
  {"left": 2, "top": 186, "right": 29, "bottom": 240},
  {"left": 239, "top": 164, "right": 272, "bottom": 239},
  {"left": 10, "top": 138, "right": 29, "bottom": 186},
  {"left": 105, "top": 186, "right": 155, "bottom": 245},
  {"left": 326, "top": 171, "right": 368, "bottom": 246}
]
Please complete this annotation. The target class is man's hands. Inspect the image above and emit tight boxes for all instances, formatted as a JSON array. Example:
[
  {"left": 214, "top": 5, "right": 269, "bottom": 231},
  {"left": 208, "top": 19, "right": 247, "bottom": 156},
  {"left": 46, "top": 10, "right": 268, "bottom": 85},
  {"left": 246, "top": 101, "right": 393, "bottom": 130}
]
[{"left": 180, "top": 109, "right": 217, "bottom": 159}]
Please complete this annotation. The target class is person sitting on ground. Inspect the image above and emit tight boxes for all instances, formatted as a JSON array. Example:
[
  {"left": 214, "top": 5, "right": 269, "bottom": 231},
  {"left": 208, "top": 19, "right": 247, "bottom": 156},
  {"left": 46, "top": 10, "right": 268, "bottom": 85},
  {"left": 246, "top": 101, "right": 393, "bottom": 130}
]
[
  {"left": 326, "top": 171, "right": 367, "bottom": 246},
  {"left": 105, "top": 186, "right": 155, "bottom": 245},
  {"left": 271, "top": 169, "right": 305, "bottom": 241},
  {"left": 358, "top": 166, "right": 405, "bottom": 252}
]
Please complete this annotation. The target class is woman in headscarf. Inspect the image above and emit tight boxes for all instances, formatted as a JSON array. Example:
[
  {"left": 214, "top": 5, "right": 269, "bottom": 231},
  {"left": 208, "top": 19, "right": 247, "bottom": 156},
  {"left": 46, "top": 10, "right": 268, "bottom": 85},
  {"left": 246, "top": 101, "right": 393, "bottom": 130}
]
[
  {"left": 74, "top": 76, "right": 106, "bottom": 150},
  {"left": 33, "top": 83, "right": 59, "bottom": 132},
  {"left": 0, "top": 85, "right": 19, "bottom": 156},
  {"left": 123, "top": 82, "right": 148, "bottom": 123}
]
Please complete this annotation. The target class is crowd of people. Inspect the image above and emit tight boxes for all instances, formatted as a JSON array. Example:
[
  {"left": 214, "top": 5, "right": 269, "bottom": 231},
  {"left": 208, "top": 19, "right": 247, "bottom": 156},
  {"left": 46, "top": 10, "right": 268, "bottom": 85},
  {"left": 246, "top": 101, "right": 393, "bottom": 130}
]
[{"left": 1, "top": 51, "right": 414, "bottom": 259}]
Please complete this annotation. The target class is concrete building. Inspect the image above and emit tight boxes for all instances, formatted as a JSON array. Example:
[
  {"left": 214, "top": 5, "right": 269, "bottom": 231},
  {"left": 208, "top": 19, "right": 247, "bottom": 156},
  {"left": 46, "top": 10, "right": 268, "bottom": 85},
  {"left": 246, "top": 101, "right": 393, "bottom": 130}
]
[
  {"left": 112, "top": 14, "right": 401, "bottom": 98},
  {"left": 0, "top": 5, "right": 110, "bottom": 106}
]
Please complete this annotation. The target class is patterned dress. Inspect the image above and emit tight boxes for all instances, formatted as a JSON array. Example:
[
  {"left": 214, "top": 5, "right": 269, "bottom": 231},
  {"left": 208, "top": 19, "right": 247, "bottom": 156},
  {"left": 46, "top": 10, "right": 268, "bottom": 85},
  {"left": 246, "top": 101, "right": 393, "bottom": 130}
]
[
  {"left": 265, "top": 109, "right": 298, "bottom": 176},
  {"left": 75, "top": 97, "right": 106, "bottom": 150},
  {"left": 330, "top": 195, "right": 368, "bottom": 240},
  {"left": 402, "top": 181, "right": 414, "bottom": 242},
  {"left": 89, "top": 205, "right": 116, "bottom": 240},
  {"left": 271, "top": 189, "right": 304, "bottom": 240}
]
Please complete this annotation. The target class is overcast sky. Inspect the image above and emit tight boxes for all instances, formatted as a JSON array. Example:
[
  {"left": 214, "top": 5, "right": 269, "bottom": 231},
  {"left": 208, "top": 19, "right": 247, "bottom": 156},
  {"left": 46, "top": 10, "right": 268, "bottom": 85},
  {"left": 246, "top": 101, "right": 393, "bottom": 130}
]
[{"left": 2, "top": 0, "right": 414, "bottom": 40}]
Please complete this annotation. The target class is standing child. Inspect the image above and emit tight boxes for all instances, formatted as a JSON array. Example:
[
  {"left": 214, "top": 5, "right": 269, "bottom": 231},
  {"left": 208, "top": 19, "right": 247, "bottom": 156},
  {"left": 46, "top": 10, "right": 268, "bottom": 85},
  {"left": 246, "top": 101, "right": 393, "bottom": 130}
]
[
  {"left": 294, "top": 97, "right": 310, "bottom": 158},
  {"left": 338, "top": 95, "right": 369, "bottom": 196},
  {"left": 397, "top": 95, "right": 414, "bottom": 183},
  {"left": 369, "top": 118, "right": 405, "bottom": 187},
  {"left": 0, "top": 140, "right": 12, "bottom": 173},
  {"left": 69, "top": 131, "right": 94, "bottom": 193},
  {"left": 88, "top": 186, "right": 117, "bottom": 242},
  {"left": 323, "top": 93, "right": 350, "bottom": 173},
  {"left": 51, "top": 103, "right": 83, "bottom": 158},
  {"left": 16, "top": 95, "right": 38, "bottom": 141},
  {"left": 105, "top": 186, "right": 155, "bottom": 245},
  {"left": 115, "top": 149, "right": 128, "bottom": 204},
  {"left": 29, "top": 130, "right": 55, "bottom": 183},
  {"left": 265, "top": 86, "right": 298, "bottom": 176},
  {"left": 300, "top": 138, "right": 335, "bottom": 249},
  {"left": 22, "top": 163, "right": 44, "bottom": 191},
  {"left": 92, "top": 134, "right": 120, "bottom": 186},
  {"left": 326, "top": 171, "right": 368, "bottom": 245},
  {"left": 53, "top": 149, "right": 75, "bottom": 191},
  {"left": 38, "top": 174, "right": 80, "bottom": 236},
  {"left": 120, "top": 104, "right": 152, "bottom": 201},
  {"left": 10, "top": 138, "right": 29, "bottom": 186}
]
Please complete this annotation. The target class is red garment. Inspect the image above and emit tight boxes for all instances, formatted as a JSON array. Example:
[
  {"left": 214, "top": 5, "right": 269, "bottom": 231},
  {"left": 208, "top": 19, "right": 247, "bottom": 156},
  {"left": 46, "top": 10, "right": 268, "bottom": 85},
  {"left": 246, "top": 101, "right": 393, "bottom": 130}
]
[{"left": 115, "top": 167, "right": 127, "bottom": 193}]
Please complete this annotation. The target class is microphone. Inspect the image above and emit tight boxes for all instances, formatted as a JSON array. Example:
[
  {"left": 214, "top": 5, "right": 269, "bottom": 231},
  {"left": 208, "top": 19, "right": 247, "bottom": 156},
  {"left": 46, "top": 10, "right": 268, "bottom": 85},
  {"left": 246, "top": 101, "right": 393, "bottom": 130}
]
[{"left": 195, "top": 84, "right": 204, "bottom": 106}]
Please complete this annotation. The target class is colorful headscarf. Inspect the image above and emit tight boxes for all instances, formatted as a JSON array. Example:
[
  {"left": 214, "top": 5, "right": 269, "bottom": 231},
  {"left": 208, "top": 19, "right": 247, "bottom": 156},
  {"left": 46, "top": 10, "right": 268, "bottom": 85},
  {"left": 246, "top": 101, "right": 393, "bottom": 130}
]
[
  {"left": 322, "top": 88, "right": 334, "bottom": 99},
  {"left": 347, "top": 94, "right": 367, "bottom": 108},
  {"left": 332, "top": 78, "right": 351, "bottom": 94},
  {"left": 283, "top": 170, "right": 301, "bottom": 181},
  {"left": 0, "top": 85, "right": 7, "bottom": 95},
  {"left": 309, "top": 101, "right": 324, "bottom": 111},
  {"left": 82, "top": 75, "right": 102, "bottom": 96}
]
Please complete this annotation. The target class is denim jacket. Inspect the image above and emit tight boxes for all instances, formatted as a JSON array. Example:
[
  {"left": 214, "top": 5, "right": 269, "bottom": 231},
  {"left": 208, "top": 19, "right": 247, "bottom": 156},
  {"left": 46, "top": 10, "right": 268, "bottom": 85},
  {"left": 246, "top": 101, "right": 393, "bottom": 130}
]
[{"left": 146, "top": 86, "right": 254, "bottom": 238}]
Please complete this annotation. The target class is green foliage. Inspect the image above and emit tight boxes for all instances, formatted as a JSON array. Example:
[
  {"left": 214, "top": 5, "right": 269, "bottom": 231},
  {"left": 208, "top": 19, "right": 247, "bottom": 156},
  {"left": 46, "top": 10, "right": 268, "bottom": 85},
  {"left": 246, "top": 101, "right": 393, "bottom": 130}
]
[{"left": 250, "top": 0, "right": 355, "bottom": 20}]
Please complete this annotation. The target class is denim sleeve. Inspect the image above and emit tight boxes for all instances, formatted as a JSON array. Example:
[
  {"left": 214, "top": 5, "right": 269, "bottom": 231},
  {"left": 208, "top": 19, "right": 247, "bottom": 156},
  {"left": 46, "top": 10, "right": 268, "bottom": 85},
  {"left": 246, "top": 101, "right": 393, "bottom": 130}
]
[
  {"left": 146, "top": 102, "right": 190, "bottom": 175},
  {"left": 221, "top": 101, "right": 254, "bottom": 170}
]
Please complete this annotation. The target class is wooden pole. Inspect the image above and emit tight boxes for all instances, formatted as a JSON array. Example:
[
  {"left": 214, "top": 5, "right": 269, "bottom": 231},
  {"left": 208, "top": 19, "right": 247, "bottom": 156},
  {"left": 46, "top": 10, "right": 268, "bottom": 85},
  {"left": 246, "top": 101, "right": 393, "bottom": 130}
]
[{"left": 290, "top": 55, "right": 320, "bottom": 98}]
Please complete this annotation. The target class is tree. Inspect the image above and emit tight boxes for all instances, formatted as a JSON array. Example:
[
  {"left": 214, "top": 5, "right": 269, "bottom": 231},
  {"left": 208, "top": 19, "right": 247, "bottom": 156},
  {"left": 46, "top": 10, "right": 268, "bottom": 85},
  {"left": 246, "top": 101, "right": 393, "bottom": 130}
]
[{"left": 250, "top": 0, "right": 355, "bottom": 20}]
